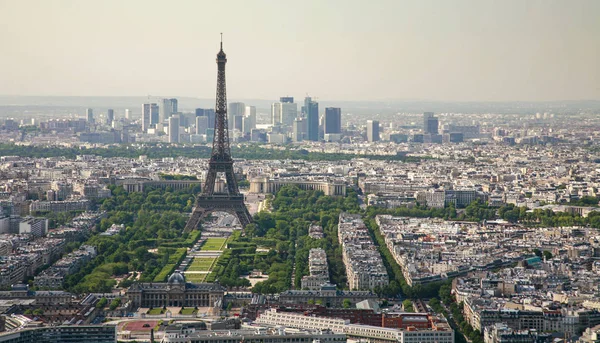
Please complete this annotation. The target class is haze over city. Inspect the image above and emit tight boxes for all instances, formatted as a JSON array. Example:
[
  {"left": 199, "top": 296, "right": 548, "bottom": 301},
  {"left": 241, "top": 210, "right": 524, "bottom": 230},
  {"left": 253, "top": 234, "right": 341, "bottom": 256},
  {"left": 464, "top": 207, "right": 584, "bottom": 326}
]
[
  {"left": 1, "top": 0, "right": 599, "bottom": 102},
  {"left": 3, "top": 2, "right": 600, "bottom": 343}
]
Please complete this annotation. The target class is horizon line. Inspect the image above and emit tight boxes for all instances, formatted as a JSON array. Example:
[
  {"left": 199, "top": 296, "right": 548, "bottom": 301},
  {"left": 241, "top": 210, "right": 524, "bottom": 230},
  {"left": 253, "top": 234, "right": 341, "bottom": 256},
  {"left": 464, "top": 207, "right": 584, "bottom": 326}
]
[{"left": 0, "top": 94, "right": 599, "bottom": 104}]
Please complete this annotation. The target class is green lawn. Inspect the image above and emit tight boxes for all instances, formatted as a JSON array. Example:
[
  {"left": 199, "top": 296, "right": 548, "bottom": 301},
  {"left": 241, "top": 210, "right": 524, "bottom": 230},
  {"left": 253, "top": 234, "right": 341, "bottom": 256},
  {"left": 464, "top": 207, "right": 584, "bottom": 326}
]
[
  {"left": 180, "top": 308, "right": 197, "bottom": 315},
  {"left": 186, "top": 258, "right": 216, "bottom": 271},
  {"left": 200, "top": 238, "right": 227, "bottom": 251},
  {"left": 185, "top": 273, "right": 207, "bottom": 282},
  {"left": 147, "top": 308, "right": 164, "bottom": 315}
]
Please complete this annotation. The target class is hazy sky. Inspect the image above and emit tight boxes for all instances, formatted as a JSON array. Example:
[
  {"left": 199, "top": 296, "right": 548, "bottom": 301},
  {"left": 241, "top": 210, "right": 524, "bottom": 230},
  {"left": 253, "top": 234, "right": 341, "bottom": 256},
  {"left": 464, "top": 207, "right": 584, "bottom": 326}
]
[{"left": 0, "top": 0, "right": 599, "bottom": 102}]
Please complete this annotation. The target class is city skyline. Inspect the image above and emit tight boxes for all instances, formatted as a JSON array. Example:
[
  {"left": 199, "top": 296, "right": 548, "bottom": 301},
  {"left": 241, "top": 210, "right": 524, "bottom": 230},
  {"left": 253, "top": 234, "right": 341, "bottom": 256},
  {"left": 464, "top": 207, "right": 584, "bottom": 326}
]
[{"left": 1, "top": 0, "right": 599, "bottom": 102}]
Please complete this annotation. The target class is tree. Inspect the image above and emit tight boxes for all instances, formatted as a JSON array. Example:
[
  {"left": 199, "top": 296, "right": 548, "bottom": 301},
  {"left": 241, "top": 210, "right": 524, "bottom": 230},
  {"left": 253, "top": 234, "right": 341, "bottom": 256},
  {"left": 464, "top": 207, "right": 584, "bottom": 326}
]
[
  {"left": 109, "top": 298, "right": 121, "bottom": 310},
  {"left": 402, "top": 299, "right": 414, "bottom": 312},
  {"left": 96, "top": 297, "right": 108, "bottom": 308},
  {"left": 342, "top": 299, "right": 352, "bottom": 309}
]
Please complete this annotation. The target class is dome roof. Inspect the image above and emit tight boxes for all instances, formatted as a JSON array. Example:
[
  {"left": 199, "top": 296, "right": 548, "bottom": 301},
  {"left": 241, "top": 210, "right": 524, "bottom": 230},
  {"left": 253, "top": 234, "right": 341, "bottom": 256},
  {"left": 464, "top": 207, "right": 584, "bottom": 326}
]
[{"left": 168, "top": 271, "right": 186, "bottom": 285}]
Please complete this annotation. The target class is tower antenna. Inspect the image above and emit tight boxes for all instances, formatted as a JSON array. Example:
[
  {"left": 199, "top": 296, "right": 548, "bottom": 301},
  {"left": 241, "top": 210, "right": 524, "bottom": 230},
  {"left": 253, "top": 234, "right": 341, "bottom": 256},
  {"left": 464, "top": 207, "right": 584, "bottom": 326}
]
[{"left": 220, "top": 33, "right": 223, "bottom": 50}]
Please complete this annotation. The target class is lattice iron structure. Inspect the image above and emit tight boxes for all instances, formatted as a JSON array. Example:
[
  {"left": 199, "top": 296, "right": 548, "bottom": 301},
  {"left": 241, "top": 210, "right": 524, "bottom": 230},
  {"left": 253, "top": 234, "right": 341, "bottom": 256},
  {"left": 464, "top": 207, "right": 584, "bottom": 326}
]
[{"left": 184, "top": 37, "right": 252, "bottom": 232}]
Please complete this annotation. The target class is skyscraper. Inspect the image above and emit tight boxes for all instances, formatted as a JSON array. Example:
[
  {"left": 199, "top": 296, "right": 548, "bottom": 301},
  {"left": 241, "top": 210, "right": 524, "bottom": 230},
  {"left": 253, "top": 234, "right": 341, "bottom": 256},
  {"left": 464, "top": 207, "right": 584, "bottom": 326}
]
[
  {"left": 168, "top": 114, "right": 180, "bottom": 143},
  {"left": 305, "top": 97, "right": 319, "bottom": 141},
  {"left": 367, "top": 120, "right": 380, "bottom": 142},
  {"left": 142, "top": 104, "right": 151, "bottom": 132},
  {"left": 243, "top": 106, "right": 256, "bottom": 134},
  {"left": 423, "top": 112, "right": 439, "bottom": 135},
  {"left": 125, "top": 109, "right": 131, "bottom": 120},
  {"left": 142, "top": 103, "right": 158, "bottom": 132},
  {"left": 196, "top": 115, "right": 209, "bottom": 135},
  {"left": 228, "top": 102, "right": 245, "bottom": 131},
  {"left": 280, "top": 97, "right": 294, "bottom": 103},
  {"left": 150, "top": 103, "right": 159, "bottom": 126},
  {"left": 169, "top": 98, "right": 178, "bottom": 113},
  {"left": 271, "top": 102, "right": 282, "bottom": 125},
  {"left": 204, "top": 109, "right": 215, "bottom": 129},
  {"left": 281, "top": 102, "right": 297, "bottom": 127},
  {"left": 106, "top": 109, "right": 114, "bottom": 126},
  {"left": 196, "top": 108, "right": 216, "bottom": 129},
  {"left": 293, "top": 118, "right": 306, "bottom": 142},
  {"left": 86, "top": 108, "right": 94, "bottom": 123},
  {"left": 160, "top": 99, "right": 171, "bottom": 123},
  {"left": 160, "top": 98, "right": 178, "bottom": 123},
  {"left": 324, "top": 107, "right": 342, "bottom": 134}
]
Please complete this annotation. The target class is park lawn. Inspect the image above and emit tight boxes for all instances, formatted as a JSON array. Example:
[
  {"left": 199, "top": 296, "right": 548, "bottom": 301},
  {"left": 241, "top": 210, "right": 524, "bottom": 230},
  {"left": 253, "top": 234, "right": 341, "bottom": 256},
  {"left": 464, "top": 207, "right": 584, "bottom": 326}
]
[
  {"left": 147, "top": 308, "right": 164, "bottom": 315},
  {"left": 187, "top": 258, "right": 216, "bottom": 271},
  {"left": 180, "top": 308, "right": 197, "bottom": 315},
  {"left": 185, "top": 273, "right": 207, "bottom": 283},
  {"left": 200, "top": 238, "right": 227, "bottom": 251}
]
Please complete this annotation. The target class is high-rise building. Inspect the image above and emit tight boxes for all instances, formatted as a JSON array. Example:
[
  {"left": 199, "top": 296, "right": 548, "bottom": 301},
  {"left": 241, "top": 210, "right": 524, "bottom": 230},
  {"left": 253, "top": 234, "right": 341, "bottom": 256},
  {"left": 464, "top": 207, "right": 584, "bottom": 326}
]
[
  {"left": 243, "top": 106, "right": 257, "bottom": 134},
  {"left": 281, "top": 102, "right": 298, "bottom": 127},
  {"left": 86, "top": 108, "right": 94, "bottom": 123},
  {"left": 125, "top": 109, "right": 131, "bottom": 120},
  {"left": 271, "top": 102, "right": 282, "bottom": 125},
  {"left": 367, "top": 120, "right": 380, "bottom": 142},
  {"left": 196, "top": 115, "right": 209, "bottom": 135},
  {"left": 169, "top": 98, "right": 178, "bottom": 113},
  {"left": 160, "top": 98, "right": 171, "bottom": 123},
  {"left": 150, "top": 103, "right": 159, "bottom": 125},
  {"left": 423, "top": 112, "right": 439, "bottom": 135},
  {"left": 228, "top": 102, "right": 245, "bottom": 131},
  {"left": 205, "top": 109, "right": 215, "bottom": 129},
  {"left": 280, "top": 97, "right": 294, "bottom": 103},
  {"left": 142, "top": 104, "right": 150, "bottom": 131},
  {"left": 324, "top": 107, "right": 342, "bottom": 134},
  {"left": 196, "top": 108, "right": 216, "bottom": 129},
  {"left": 293, "top": 117, "right": 306, "bottom": 142},
  {"left": 160, "top": 98, "right": 178, "bottom": 123},
  {"left": 106, "top": 109, "right": 114, "bottom": 126},
  {"left": 142, "top": 103, "right": 158, "bottom": 132},
  {"left": 305, "top": 97, "right": 319, "bottom": 141},
  {"left": 168, "top": 115, "right": 180, "bottom": 143}
]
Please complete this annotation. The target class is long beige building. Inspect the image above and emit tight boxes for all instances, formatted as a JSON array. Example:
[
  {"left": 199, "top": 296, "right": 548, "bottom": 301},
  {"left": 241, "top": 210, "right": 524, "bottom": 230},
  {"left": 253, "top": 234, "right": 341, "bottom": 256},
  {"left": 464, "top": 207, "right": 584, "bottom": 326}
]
[{"left": 249, "top": 176, "right": 346, "bottom": 196}]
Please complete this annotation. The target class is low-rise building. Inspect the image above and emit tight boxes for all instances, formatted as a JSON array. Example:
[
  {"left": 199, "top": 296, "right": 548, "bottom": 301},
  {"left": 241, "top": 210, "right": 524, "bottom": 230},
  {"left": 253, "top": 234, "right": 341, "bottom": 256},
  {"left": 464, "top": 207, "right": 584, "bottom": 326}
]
[
  {"left": 0, "top": 325, "right": 116, "bottom": 343},
  {"left": 301, "top": 248, "right": 330, "bottom": 290},
  {"left": 338, "top": 213, "right": 388, "bottom": 290},
  {"left": 279, "top": 283, "right": 378, "bottom": 308},
  {"left": 484, "top": 323, "right": 552, "bottom": 343},
  {"left": 161, "top": 326, "right": 346, "bottom": 343},
  {"left": 126, "top": 272, "right": 225, "bottom": 309}
]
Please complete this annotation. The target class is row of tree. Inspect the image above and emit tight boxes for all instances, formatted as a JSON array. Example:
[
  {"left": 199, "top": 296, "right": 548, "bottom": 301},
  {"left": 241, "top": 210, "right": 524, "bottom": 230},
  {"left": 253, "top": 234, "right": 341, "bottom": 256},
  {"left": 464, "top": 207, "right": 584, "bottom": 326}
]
[{"left": 0, "top": 143, "right": 423, "bottom": 162}]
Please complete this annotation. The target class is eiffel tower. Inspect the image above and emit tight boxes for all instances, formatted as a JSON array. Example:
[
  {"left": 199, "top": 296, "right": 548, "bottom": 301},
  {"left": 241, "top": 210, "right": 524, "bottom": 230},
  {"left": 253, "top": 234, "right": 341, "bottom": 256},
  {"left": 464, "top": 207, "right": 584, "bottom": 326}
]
[{"left": 184, "top": 36, "right": 252, "bottom": 232}]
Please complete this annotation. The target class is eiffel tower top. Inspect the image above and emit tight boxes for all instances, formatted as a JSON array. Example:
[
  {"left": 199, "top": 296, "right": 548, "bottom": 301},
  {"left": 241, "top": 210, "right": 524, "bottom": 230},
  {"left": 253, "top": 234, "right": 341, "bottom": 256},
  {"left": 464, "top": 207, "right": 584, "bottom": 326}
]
[
  {"left": 217, "top": 33, "right": 226, "bottom": 61},
  {"left": 212, "top": 34, "right": 231, "bottom": 161}
]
